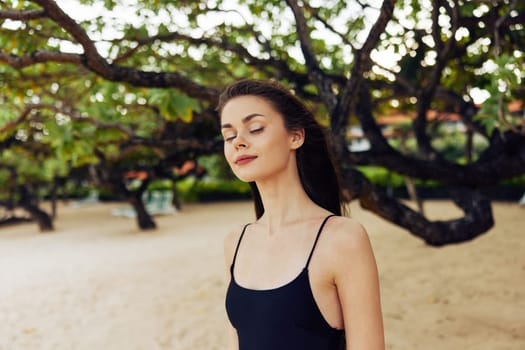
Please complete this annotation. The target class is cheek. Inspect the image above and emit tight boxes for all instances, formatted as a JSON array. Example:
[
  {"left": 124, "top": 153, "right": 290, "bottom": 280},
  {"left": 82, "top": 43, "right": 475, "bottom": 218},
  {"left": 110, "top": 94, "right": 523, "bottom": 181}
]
[{"left": 223, "top": 144, "right": 235, "bottom": 166}]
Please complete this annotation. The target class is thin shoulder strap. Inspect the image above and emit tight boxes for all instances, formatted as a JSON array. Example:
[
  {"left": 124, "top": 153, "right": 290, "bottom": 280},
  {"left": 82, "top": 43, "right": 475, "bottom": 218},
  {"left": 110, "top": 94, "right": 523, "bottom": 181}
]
[
  {"left": 230, "top": 223, "right": 251, "bottom": 273},
  {"left": 305, "top": 215, "right": 336, "bottom": 268}
]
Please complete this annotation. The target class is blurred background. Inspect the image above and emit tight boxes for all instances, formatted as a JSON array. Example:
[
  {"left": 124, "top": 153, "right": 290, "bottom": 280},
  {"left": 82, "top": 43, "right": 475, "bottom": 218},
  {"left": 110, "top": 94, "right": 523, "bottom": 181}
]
[{"left": 0, "top": 0, "right": 524, "bottom": 349}]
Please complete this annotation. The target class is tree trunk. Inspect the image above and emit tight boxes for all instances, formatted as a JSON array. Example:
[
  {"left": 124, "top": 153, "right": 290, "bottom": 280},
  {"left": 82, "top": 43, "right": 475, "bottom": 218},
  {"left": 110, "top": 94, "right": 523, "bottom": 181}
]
[
  {"left": 399, "top": 132, "right": 424, "bottom": 215},
  {"left": 20, "top": 202, "right": 54, "bottom": 231},
  {"left": 107, "top": 169, "right": 157, "bottom": 231},
  {"left": 18, "top": 186, "right": 53, "bottom": 232},
  {"left": 130, "top": 196, "right": 156, "bottom": 230},
  {"left": 171, "top": 183, "right": 182, "bottom": 211},
  {"left": 465, "top": 128, "right": 473, "bottom": 164},
  {"left": 50, "top": 181, "right": 58, "bottom": 219},
  {"left": 405, "top": 177, "right": 425, "bottom": 216}
]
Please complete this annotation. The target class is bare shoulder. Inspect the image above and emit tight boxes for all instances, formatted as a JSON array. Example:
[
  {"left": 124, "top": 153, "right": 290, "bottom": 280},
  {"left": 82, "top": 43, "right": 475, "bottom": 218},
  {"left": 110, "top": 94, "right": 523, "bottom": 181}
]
[
  {"left": 223, "top": 223, "right": 249, "bottom": 268},
  {"left": 322, "top": 216, "right": 376, "bottom": 270},
  {"left": 325, "top": 216, "right": 371, "bottom": 251}
]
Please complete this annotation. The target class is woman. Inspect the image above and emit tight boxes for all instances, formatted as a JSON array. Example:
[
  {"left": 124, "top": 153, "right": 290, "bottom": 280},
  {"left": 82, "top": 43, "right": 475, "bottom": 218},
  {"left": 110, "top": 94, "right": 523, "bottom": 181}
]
[{"left": 218, "top": 79, "right": 384, "bottom": 350}]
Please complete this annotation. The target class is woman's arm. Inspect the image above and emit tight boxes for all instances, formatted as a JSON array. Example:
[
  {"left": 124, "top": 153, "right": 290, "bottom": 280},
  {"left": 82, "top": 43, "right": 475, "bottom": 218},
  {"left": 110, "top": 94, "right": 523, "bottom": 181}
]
[
  {"left": 227, "top": 322, "right": 239, "bottom": 350},
  {"left": 332, "top": 219, "right": 385, "bottom": 350},
  {"left": 224, "top": 227, "right": 242, "bottom": 350}
]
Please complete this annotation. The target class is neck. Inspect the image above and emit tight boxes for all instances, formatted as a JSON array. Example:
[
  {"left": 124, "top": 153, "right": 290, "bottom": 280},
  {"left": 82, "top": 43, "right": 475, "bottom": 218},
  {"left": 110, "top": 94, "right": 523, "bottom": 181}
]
[{"left": 255, "top": 167, "right": 320, "bottom": 234}]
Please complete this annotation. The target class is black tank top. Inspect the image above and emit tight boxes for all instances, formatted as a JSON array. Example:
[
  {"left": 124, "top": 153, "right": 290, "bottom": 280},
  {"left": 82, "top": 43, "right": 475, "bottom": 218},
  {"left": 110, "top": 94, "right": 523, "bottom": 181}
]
[{"left": 225, "top": 215, "right": 345, "bottom": 350}]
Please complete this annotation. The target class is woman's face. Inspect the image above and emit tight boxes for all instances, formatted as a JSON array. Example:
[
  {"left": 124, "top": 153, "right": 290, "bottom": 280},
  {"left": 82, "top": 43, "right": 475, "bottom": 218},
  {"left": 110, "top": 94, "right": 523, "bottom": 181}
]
[{"left": 220, "top": 95, "right": 303, "bottom": 182}]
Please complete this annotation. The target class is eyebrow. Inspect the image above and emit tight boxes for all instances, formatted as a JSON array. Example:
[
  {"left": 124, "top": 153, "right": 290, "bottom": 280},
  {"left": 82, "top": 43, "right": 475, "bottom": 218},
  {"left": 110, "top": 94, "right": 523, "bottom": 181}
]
[{"left": 221, "top": 113, "right": 265, "bottom": 129}]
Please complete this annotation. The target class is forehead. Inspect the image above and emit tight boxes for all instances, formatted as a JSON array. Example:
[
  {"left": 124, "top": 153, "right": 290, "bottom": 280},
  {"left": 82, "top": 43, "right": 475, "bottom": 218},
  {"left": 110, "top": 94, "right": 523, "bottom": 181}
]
[{"left": 220, "top": 95, "right": 279, "bottom": 123}]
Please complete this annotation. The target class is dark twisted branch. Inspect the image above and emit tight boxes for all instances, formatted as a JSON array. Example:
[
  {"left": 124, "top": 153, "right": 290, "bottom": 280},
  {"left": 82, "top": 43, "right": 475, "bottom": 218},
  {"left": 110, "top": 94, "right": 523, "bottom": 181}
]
[
  {"left": 18, "top": 0, "right": 321, "bottom": 103},
  {"left": 331, "top": 0, "right": 396, "bottom": 145},
  {"left": 347, "top": 136, "right": 525, "bottom": 186},
  {"left": 344, "top": 167, "right": 494, "bottom": 246},
  {"left": 11, "top": 0, "right": 216, "bottom": 103},
  {"left": 112, "top": 30, "right": 307, "bottom": 88},
  {"left": 285, "top": 0, "right": 338, "bottom": 111},
  {"left": 413, "top": 0, "right": 459, "bottom": 159},
  {"left": 351, "top": 88, "right": 525, "bottom": 186}
]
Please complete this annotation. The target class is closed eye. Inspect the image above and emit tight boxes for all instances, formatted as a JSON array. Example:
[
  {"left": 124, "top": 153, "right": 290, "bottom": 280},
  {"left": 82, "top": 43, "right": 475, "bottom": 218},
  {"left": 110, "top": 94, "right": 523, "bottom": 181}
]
[
  {"left": 223, "top": 127, "right": 263, "bottom": 142},
  {"left": 250, "top": 127, "right": 264, "bottom": 134}
]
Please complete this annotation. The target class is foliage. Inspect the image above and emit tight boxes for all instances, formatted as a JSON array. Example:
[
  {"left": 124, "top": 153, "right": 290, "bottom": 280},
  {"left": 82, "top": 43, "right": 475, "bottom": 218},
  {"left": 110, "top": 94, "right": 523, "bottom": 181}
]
[
  {"left": 357, "top": 166, "right": 405, "bottom": 189},
  {"left": 147, "top": 179, "right": 174, "bottom": 191},
  {"left": 197, "top": 154, "right": 236, "bottom": 180},
  {"left": 1, "top": 0, "right": 524, "bottom": 241},
  {"left": 476, "top": 54, "right": 525, "bottom": 134},
  {"left": 175, "top": 177, "right": 251, "bottom": 202},
  {"left": 501, "top": 174, "right": 525, "bottom": 186}
]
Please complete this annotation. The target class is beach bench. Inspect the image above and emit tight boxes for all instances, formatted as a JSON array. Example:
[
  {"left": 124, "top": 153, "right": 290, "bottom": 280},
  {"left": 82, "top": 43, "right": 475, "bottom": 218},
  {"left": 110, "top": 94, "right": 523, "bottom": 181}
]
[{"left": 71, "top": 190, "right": 100, "bottom": 208}]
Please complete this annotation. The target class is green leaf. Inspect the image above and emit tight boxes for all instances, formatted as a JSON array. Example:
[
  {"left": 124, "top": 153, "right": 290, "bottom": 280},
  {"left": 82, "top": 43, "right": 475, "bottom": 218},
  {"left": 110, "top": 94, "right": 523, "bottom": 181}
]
[{"left": 148, "top": 89, "right": 200, "bottom": 122}]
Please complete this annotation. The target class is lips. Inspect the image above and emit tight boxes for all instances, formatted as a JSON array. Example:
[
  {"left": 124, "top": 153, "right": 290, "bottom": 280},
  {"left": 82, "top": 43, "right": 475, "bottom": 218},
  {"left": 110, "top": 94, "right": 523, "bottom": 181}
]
[{"left": 235, "top": 155, "right": 257, "bottom": 165}]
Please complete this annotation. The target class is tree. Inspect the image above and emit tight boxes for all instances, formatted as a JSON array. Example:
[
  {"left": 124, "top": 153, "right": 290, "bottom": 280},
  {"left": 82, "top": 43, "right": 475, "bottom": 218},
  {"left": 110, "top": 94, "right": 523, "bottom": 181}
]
[
  {"left": 1, "top": 0, "right": 524, "bottom": 244},
  {"left": 0, "top": 97, "right": 219, "bottom": 230}
]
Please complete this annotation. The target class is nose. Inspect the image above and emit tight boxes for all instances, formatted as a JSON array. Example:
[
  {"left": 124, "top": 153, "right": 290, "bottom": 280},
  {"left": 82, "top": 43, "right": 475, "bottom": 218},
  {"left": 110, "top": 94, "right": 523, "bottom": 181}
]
[{"left": 232, "top": 132, "right": 248, "bottom": 149}]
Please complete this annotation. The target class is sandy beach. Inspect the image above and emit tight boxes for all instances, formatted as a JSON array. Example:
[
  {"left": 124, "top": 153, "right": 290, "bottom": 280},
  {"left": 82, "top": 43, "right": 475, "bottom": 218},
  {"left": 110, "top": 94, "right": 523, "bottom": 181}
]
[{"left": 0, "top": 200, "right": 523, "bottom": 350}]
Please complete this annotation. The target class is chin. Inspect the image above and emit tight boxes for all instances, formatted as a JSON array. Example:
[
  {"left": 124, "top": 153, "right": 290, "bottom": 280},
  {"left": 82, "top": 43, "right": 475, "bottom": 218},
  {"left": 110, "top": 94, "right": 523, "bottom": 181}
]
[
  {"left": 232, "top": 166, "right": 266, "bottom": 182},
  {"left": 230, "top": 164, "right": 256, "bottom": 182},
  {"left": 233, "top": 172, "right": 256, "bottom": 183},
  {"left": 233, "top": 161, "right": 289, "bottom": 183}
]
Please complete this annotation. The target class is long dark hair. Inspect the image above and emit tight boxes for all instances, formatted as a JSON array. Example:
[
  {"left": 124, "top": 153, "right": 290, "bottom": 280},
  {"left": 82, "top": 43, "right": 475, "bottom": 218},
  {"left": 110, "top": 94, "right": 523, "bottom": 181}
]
[{"left": 217, "top": 79, "right": 345, "bottom": 219}]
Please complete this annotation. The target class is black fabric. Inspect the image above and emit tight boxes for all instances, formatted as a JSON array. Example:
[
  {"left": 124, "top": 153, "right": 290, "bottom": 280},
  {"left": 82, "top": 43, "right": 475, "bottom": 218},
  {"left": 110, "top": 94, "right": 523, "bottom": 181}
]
[{"left": 226, "top": 215, "right": 344, "bottom": 350}]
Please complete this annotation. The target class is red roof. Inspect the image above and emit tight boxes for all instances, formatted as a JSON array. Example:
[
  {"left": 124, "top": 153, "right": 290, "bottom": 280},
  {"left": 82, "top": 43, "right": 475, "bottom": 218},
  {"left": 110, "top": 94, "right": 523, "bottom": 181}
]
[
  {"left": 508, "top": 100, "right": 523, "bottom": 113},
  {"left": 376, "top": 110, "right": 462, "bottom": 126}
]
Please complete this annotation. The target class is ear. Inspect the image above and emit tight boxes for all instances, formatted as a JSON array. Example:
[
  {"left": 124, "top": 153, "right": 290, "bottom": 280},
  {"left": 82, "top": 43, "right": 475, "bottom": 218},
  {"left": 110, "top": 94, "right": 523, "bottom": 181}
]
[{"left": 289, "top": 128, "right": 305, "bottom": 150}]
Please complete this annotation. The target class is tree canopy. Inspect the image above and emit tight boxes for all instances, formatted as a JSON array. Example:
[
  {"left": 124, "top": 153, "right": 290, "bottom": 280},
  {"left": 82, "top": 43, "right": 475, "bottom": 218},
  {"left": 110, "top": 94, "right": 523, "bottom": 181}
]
[{"left": 1, "top": 0, "right": 524, "bottom": 244}]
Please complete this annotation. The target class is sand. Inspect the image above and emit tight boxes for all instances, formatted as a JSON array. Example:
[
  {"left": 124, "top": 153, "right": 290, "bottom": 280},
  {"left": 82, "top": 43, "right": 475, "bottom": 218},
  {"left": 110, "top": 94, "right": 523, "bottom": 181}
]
[{"left": 0, "top": 200, "right": 523, "bottom": 350}]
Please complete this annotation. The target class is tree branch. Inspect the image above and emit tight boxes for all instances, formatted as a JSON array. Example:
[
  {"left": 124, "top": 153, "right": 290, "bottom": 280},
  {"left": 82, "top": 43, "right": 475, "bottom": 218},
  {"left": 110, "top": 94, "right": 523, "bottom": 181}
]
[
  {"left": 303, "top": 1, "right": 356, "bottom": 50},
  {"left": 345, "top": 166, "right": 494, "bottom": 245},
  {"left": 346, "top": 130, "right": 525, "bottom": 186},
  {"left": 459, "top": 4, "right": 525, "bottom": 32},
  {"left": 413, "top": 0, "right": 459, "bottom": 159},
  {"left": 285, "top": 0, "right": 320, "bottom": 71},
  {"left": 0, "top": 8, "right": 46, "bottom": 20},
  {"left": 0, "top": 103, "right": 221, "bottom": 164},
  {"left": 0, "top": 50, "right": 82, "bottom": 67},
  {"left": 0, "top": 103, "right": 132, "bottom": 136},
  {"left": 14, "top": 0, "right": 216, "bottom": 103},
  {"left": 354, "top": 84, "right": 397, "bottom": 152},
  {"left": 113, "top": 30, "right": 286, "bottom": 77},
  {"left": 285, "top": 0, "right": 339, "bottom": 110},
  {"left": 331, "top": 0, "right": 397, "bottom": 143},
  {"left": 30, "top": 0, "right": 109, "bottom": 72}
]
